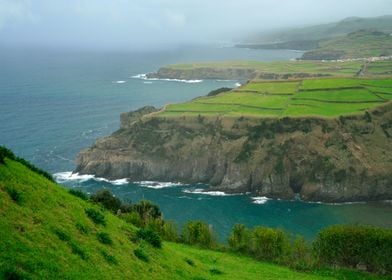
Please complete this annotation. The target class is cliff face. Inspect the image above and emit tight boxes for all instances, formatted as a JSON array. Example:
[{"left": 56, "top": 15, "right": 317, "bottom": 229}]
[
  {"left": 76, "top": 103, "right": 392, "bottom": 202},
  {"left": 147, "top": 67, "right": 330, "bottom": 81}
]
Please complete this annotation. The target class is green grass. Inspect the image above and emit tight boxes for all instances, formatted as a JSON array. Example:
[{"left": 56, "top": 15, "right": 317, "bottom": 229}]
[
  {"left": 1, "top": 158, "right": 361, "bottom": 279},
  {"left": 237, "top": 81, "right": 299, "bottom": 94},
  {"left": 168, "top": 60, "right": 364, "bottom": 76},
  {"left": 160, "top": 78, "right": 392, "bottom": 118},
  {"left": 302, "top": 30, "right": 392, "bottom": 60}
]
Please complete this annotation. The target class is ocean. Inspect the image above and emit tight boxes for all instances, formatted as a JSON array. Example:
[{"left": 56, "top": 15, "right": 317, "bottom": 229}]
[{"left": 1, "top": 45, "right": 391, "bottom": 240}]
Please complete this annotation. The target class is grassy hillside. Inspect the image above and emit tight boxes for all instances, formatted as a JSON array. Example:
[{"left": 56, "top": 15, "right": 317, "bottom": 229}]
[
  {"left": 302, "top": 30, "right": 392, "bottom": 60},
  {"left": 245, "top": 15, "right": 392, "bottom": 43},
  {"left": 0, "top": 157, "right": 358, "bottom": 279},
  {"left": 159, "top": 78, "right": 392, "bottom": 117}
]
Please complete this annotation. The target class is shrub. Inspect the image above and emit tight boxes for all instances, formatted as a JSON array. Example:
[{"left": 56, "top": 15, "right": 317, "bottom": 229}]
[
  {"left": 184, "top": 258, "right": 195, "bottom": 266},
  {"left": 209, "top": 268, "right": 223, "bottom": 275},
  {"left": 132, "top": 200, "right": 162, "bottom": 225},
  {"left": 69, "top": 242, "right": 88, "bottom": 260},
  {"left": 136, "top": 228, "right": 162, "bottom": 248},
  {"left": 134, "top": 248, "right": 149, "bottom": 262},
  {"left": 228, "top": 224, "right": 249, "bottom": 253},
  {"left": 0, "top": 146, "right": 15, "bottom": 164},
  {"left": 289, "top": 236, "right": 313, "bottom": 270},
  {"left": 1, "top": 266, "right": 31, "bottom": 280},
  {"left": 248, "top": 227, "right": 290, "bottom": 262},
  {"left": 5, "top": 187, "right": 22, "bottom": 204},
  {"left": 123, "top": 211, "right": 143, "bottom": 227},
  {"left": 69, "top": 189, "right": 88, "bottom": 201},
  {"left": 182, "top": 221, "right": 216, "bottom": 248},
  {"left": 54, "top": 229, "right": 71, "bottom": 242},
  {"left": 101, "top": 250, "right": 118, "bottom": 265},
  {"left": 0, "top": 146, "right": 54, "bottom": 181},
  {"left": 160, "top": 221, "right": 179, "bottom": 242},
  {"left": 75, "top": 222, "right": 90, "bottom": 234},
  {"left": 91, "top": 189, "right": 121, "bottom": 213},
  {"left": 313, "top": 225, "right": 392, "bottom": 273},
  {"left": 85, "top": 208, "right": 106, "bottom": 225},
  {"left": 97, "top": 232, "right": 113, "bottom": 245}
]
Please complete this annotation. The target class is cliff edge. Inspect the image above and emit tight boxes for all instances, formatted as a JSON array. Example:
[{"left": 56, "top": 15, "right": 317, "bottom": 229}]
[{"left": 76, "top": 102, "right": 392, "bottom": 202}]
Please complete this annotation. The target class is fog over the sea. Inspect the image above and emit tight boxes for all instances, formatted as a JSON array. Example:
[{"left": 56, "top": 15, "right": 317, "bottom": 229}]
[{"left": 0, "top": 0, "right": 391, "bottom": 51}]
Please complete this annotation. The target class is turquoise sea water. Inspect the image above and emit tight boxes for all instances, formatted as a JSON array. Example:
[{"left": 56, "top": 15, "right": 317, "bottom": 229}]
[{"left": 1, "top": 46, "right": 391, "bottom": 240}]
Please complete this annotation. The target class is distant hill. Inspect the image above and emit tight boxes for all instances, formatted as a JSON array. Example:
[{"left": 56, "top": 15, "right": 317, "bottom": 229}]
[
  {"left": 243, "top": 15, "right": 392, "bottom": 44},
  {"left": 301, "top": 30, "right": 392, "bottom": 60}
]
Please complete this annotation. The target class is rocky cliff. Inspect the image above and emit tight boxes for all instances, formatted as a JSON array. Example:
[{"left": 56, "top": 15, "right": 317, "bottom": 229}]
[
  {"left": 147, "top": 67, "right": 330, "bottom": 81},
  {"left": 76, "top": 103, "right": 392, "bottom": 202}
]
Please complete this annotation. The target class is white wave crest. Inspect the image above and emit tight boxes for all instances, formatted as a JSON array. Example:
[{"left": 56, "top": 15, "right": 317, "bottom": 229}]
[
  {"left": 53, "top": 171, "right": 129, "bottom": 185},
  {"left": 251, "top": 196, "right": 269, "bottom": 204},
  {"left": 136, "top": 181, "right": 184, "bottom": 189},
  {"left": 112, "top": 80, "right": 126, "bottom": 84},
  {"left": 132, "top": 73, "right": 203, "bottom": 83},
  {"left": 235, "top": 82, "right": 242, "bottom": 87},
  {"left": 182, "top": 188, "right": 238, "bottom": 196}
]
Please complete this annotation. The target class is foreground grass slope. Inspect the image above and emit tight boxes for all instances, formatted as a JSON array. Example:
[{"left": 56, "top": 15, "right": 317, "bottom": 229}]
[
  {"left": 0, "top": 158, "right": 346, "bottom": 279},
  {"left": 160, "top": 78, "right": 392, "bottom": 117}
]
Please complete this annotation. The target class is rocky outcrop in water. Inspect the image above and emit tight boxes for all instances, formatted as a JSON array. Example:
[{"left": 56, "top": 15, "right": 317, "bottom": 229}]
[{"left": 76, "top": 103, "right": 392, "bottom": 202}]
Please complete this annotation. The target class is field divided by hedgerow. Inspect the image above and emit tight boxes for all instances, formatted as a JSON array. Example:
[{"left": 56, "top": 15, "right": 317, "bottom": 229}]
[{"left": 160, "top": 78, "right": 392, "bottom": 118}]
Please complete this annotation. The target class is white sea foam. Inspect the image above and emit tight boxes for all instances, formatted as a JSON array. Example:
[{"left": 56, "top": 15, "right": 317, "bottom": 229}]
[
  {"left": 235, "top": 82, "right": 242, "bottom": 87},
  {"left": 113, "top": 80, "right": 126, "bottom": 84},
  {"left": 53, "top": 171, "right": 129, "bottom": 185},
  {"left": 136, "top": 181, "right": 184, "bottom": 189},
  {"left": 251, "top": 196, "right": 269, "bottom": 204},
  {"left": 132, "top": 73, "right": 203, "bottom": 84},
  {"left": 182, "top": 188, "right": 238, "bottom": 196}
]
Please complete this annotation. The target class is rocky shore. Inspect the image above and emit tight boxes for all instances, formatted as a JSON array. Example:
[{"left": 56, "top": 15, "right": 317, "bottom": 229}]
[{"left": 75, "top": 103, "right": 392, "bottom": 202}]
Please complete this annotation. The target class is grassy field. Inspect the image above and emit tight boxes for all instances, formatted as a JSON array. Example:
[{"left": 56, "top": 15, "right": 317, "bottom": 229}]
[
  {"left": 4, "top": 158, "right": 378, "bottom": 279},
  {"left": 168, "top": 60, "right": 364, "bottom": 76},
  {"left": 159, "top": 78, "right": 392, "bottom": 118}
]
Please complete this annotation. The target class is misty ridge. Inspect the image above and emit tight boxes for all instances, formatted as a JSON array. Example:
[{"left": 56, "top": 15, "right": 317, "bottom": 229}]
[{"left": 0, "top": 0, "right": 391, "bottom": 51}]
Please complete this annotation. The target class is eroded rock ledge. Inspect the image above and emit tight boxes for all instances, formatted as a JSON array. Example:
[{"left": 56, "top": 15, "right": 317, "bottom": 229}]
[
  {"left": 76, "top": 103, "right": 392, "bottom": 202},
  {"left": 146, "top": 67, "right": 330, "bottom": 81}
]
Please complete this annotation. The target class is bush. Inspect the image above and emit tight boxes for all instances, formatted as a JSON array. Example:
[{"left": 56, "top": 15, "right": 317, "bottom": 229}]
[
  {"left": 54, "top": 229, "right": 71, "bottom": 242},
  {"left": 0, "top": 146, "right": 54, "bottom": 181},
  {"left": 248, "top": 227, "right": 290, "bottom": 262},
  {"left": 160, "top": 221, "right": 179, "bottom": 242},
  {"left": 69, "top": 242, "right": 88, "bottom": 260},
  {"left": 101, "top": 250, "right": 118, "bottom": 265},
  {"left": 69, "top": 189, "right": 88, "bottom": 201},
  {"left": 184, "top": 257, "right": 195, "bottom": 266},
  {"left": 228, "top": 224, "right": 249, "bottom": 253},
  {"left": 5, "top": 187, "right": 22, "bottom": 204},
  {"left": 75, "top": 222, "right": 90, "bottom": 234},
  {"left": 209, "top": 268, "right": 223, "bottom": 275},
  {"left": 182, "top": 221, "right": 216, "bottom": 248},
  {"left": 136, "top": 228, "right": 162, "bottom": 248},
  {"left": 134, "top": 248, "right": 149, "bottom": 262},
  {"left": 91, "top": 189, "right": 121, "bottom": 213},
  {"left": 97, "top": 232, "right": 113, "bottom": 245},
  {"left": 123, "top": 211, "right": 143, "bottom": 227},
  {"left": 85, "top": 208, "right": 106, "bottom": 225},
  {"left": 132, "top": 200, "right": 162, "bottom": 225},
  {"left": 289, "top": 236, "right": 313, "bottom": 270},
  {"left": 314, "top": 225, "right": 392, "bottom": 273}
]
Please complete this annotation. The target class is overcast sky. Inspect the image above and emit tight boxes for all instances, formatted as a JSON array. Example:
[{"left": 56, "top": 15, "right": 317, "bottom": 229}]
[{"left": 0, "top": 0, "right": 391, "bottom": 51}]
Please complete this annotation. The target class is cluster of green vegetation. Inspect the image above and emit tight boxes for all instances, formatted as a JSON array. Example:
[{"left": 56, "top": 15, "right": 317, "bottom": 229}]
[
  {"left": 0, "top": 146, "right": 54, "bottom": 182},
  {"left": 1, "top": 150, "right": 391, "bottom": 279},
  {"left": 302, "top": 30, "right": 392, "bottom": 60},
  {"left": 160, "top": 78, "right": 392, "bottom": 118}
]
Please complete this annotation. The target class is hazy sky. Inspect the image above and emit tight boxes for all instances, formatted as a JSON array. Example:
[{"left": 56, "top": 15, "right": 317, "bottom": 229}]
[{"left": 0, "top": 0, "right": 391, "bottom": 50}]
